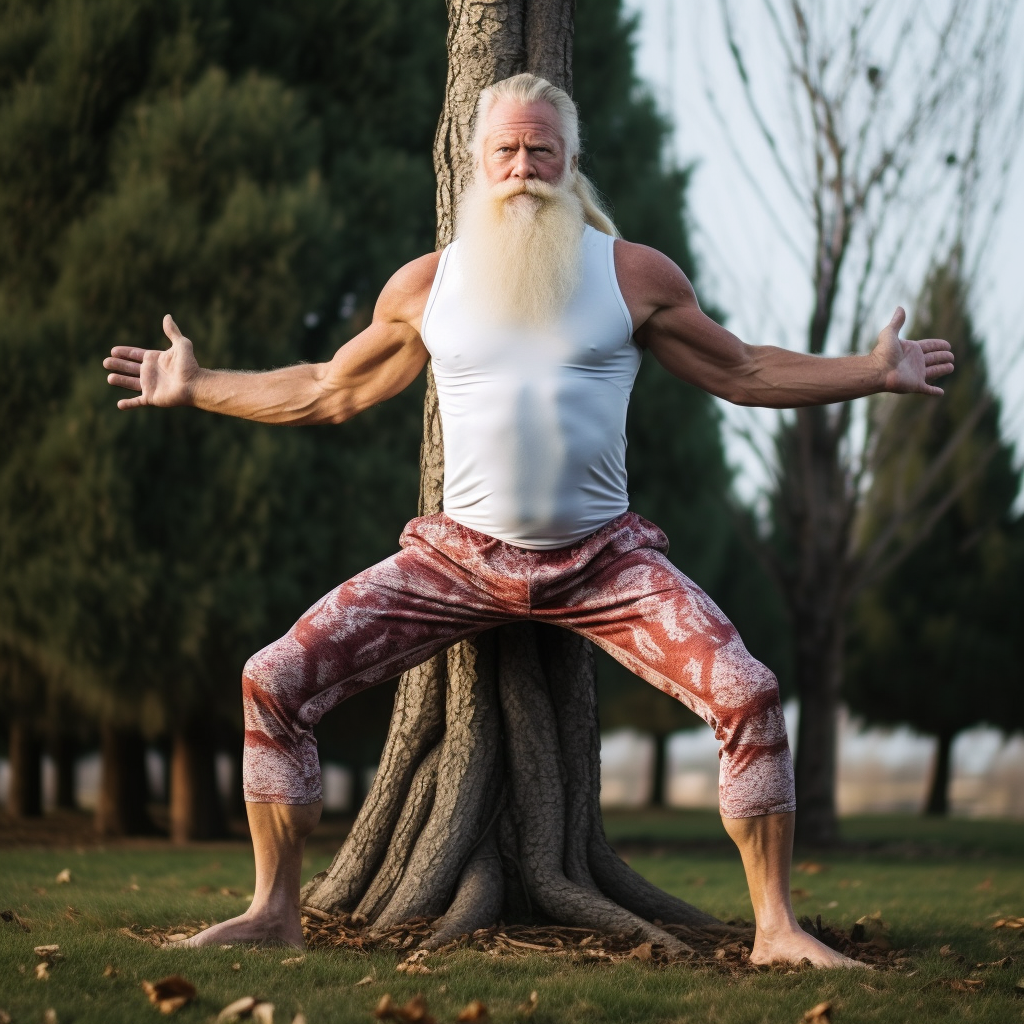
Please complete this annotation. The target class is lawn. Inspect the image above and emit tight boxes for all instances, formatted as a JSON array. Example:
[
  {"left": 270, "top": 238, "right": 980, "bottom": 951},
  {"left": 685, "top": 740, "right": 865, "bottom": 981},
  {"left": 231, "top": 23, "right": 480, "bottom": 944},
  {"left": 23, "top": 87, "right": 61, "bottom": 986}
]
[{"left": 1, "top": 811, "right": 1022, "bottom": 1023}]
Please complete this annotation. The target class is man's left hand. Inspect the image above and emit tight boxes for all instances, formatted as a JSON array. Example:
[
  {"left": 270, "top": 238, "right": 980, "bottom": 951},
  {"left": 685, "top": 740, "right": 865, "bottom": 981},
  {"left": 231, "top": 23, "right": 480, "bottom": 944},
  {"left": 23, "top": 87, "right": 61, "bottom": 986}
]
[{"left": 872, "top": 307, "right": 955, "bottom": 396}]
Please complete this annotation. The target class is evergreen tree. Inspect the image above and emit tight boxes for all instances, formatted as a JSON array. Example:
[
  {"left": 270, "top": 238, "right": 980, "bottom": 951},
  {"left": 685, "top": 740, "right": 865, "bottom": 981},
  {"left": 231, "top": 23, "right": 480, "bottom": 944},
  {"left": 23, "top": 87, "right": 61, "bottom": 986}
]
[{"left": 845, "top": 260, "right": 1023, "bottom": 815}]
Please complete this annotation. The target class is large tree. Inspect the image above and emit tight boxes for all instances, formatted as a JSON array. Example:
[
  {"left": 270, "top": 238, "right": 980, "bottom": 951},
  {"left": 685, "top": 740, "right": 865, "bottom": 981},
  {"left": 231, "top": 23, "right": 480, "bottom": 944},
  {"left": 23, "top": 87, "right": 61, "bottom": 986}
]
[
  {"left": 300, "top": 0, "right": 726, "bottom": 949},
  {"left": 845, "top": 261, "right": 1022, "bottom": 816},
  {"left": 711, "top": 0, "right": 1022, "bottom": 843}
]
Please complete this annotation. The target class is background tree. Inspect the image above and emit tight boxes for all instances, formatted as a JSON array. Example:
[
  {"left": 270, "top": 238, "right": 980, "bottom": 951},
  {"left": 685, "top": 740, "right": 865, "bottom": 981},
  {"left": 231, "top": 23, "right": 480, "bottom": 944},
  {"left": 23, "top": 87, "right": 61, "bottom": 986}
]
[
  {"left": 713, "top": 0, "right": 1023, "bottom": 843},
  {"left": 845, "top": 260, "right": 1022, "bottom": 816}
]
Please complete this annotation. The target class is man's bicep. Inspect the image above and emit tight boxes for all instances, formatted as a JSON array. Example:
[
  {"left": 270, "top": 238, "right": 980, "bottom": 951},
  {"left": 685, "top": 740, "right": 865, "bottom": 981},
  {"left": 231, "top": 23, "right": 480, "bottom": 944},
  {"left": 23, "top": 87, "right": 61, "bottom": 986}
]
[
  {"left": 643, "top": 305, "right": 753, "bottom": 402},
  {"left": 320, "top": 321, "right": 429, "bottom": 423}
]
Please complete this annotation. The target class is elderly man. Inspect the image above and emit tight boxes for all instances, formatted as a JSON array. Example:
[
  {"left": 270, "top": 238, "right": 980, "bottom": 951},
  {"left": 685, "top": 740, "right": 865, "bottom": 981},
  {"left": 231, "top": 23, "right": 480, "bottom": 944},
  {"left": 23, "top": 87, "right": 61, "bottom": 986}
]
[{"left": 104, "top": 74, "right": 953, "bottom": 966}]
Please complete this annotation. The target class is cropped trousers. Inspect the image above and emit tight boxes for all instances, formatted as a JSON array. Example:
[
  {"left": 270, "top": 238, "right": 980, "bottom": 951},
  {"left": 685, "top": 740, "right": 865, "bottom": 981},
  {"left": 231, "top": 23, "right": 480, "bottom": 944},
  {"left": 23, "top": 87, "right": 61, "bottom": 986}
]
[{"left": 241, "top": 511, "right": 794, "bottom": 818}]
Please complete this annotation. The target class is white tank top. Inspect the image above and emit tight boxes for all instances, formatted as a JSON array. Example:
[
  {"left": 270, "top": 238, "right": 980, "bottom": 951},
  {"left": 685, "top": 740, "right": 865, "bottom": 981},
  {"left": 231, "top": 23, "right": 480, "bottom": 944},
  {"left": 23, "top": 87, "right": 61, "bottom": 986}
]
[{"left": 421, "top": 225, "right": 640, "bottom": 550}]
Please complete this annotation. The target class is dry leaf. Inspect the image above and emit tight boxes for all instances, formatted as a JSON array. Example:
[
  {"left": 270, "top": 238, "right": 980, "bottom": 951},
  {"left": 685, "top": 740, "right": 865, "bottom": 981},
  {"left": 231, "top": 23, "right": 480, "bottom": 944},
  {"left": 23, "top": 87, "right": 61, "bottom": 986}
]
[
  {"left": 628, "top": 941, "right": 653, "bottom": 961},
  {"left": 974, "top": 878, "right": 992, "bottom": 891},
  {"left": 373, "top": 993, "right": 436, "bottom": 1023},
  {"left": 797, "top": 862, "right": 826, "bottom": 875},
  {"left": 947, "top": 978, "right": 984, "bottom": 993},
  {"left": 1, "top": 910, "right": 30, "bottom": 932},
  {"left": 291, "top": 1016, "right": 307, "bottom": 1024},
  {"left": 800, "top": 1001, "right": 832, "bottom": 1023},
  {"left": 55, "top": 868, "right": 72, "bottom": 885},
  {"left": 975, "top": 956, "right": 1013, "bottom": 969},
  {"left": 232, "top": 963, "right": 242, "bottom": 971},
  {"left": 356, "top": 975, "right": 374, "bottom": 986},
  {"left": 281, "top": 956, "right": 305, "bottom": 966},
  {"left": 43, "top": 1011, "right": 57, "bottom": 1024},
  {"left": 457, "top": 999, "right": 488, "bottom": 1022},
  {"left": 217, "top": 996, "right": 258, "bottom": 1021},
  {"left": 104, "top": 965, "right": 118, "bottom": 978},
  {"left": 141, "top": 975, "right": 197, "bottom": 1014},
  {"left": 994, "top": 917, "right": 1024, "bottom": 929},
  {"left": 0, "top": 1007, "right": 11, "bottom": 1023},
  {"left": 517, "top": 990, "right": 539, "bottom": 1016},
  {"left": 790, "top": 888, "right": 811, "bottom": 900},
  {"left": 35, "top": 962, "right": 50, "bottom": 980},
  {"left": 35, "top": 945, "right": 60, "bottom": 959}
]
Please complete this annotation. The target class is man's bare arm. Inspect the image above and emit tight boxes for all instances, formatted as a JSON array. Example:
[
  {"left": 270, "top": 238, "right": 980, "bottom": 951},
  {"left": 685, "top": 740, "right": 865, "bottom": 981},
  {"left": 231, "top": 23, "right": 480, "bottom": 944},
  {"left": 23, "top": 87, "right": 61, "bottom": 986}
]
[
  {"left": 103, "top": 253, "right": 439, "bottom": 425},
  {"left": 614, "top": 241, "right": 954, "bottom": 408}
]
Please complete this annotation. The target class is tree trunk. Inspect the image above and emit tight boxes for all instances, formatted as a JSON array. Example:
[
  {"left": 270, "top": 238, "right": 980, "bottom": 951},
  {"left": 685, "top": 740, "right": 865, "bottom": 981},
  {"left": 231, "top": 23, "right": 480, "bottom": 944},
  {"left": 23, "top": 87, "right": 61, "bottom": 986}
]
[
  {"left": 650, "top": 732, "right": 669, "bottom": 808},
  {"left": 923, "top": 731, "right": 955, "bottom": 817},
  {"left": 95, "top": 724, "right": 155, "bottom": 837},
  {"left": 301, "top": 0, "right": 723, "bottom": 947},
  {"left": 170, "top": 723, "right": 228, "bottom": 843},
  {"left": 775, "top": 407, "right": 854, "bottom": 847},
  {"left": 52, "top": 731, "right": 78, "bottom": 810},
  {"left": 7, "top": 718, "right": 42, "bottom": 818}
]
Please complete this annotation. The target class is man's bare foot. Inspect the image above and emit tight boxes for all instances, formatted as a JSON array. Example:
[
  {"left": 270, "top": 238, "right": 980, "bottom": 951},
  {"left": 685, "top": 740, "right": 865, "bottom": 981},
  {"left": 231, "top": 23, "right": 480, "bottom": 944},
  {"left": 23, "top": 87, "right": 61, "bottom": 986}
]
[
  {"left": 169, "top": 910, "right": 305, "bottom": 949},
  {"left": 750, "top": 926, "right": 868, "bottom": 969}
]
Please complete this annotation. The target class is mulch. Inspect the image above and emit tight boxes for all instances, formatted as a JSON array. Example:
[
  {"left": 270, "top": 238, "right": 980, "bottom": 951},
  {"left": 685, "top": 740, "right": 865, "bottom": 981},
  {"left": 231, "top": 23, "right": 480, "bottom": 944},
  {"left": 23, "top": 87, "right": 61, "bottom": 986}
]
[{"left": 120, "top": 909, "right": 909, "bottom": 974}]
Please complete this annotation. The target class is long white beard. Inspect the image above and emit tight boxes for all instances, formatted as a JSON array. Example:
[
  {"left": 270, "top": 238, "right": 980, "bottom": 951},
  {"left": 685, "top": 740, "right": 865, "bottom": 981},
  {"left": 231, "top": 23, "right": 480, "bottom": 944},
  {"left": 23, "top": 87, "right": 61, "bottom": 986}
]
[{"left": 455, "top": 175, "right": 585, "bottom": 327}]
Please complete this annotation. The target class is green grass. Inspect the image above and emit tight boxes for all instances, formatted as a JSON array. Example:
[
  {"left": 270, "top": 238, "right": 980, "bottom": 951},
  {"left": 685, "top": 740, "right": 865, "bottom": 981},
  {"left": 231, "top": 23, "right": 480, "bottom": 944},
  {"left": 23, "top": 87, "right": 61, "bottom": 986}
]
[{"left": 1, "top": 813, "right": 1023, "bottom": 1023}]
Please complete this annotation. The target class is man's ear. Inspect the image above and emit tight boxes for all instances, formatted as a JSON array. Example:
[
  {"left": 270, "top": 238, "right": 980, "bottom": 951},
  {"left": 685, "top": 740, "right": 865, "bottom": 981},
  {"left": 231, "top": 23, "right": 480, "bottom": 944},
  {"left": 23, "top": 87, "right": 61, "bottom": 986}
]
[{"left": 570, "top": 153, "right": 579, "bottom": 173}]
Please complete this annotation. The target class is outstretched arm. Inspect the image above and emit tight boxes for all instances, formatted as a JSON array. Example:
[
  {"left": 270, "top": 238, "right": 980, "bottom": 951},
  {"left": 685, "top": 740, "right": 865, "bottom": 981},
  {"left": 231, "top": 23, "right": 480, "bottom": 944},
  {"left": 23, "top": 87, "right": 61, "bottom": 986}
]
[
  {"left": 615, "top": 242, "right": 954, "bottom": 408},
  {"left": 103, "top": 253, "right": 438, "bottom": 425}
]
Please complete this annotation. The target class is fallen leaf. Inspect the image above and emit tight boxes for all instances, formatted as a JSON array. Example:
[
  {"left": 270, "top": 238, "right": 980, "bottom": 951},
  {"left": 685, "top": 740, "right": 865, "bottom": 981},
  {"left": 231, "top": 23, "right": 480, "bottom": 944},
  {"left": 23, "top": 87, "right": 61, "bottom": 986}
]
[
  {"left": 356, "top": 975, "right": 374, "bottom": 986},
  {"left": 280, "top": 956, "right": 305, "bottom": 966},
  {"left": 43, "top": 1011, "right": 57, "bottom": 1024},
  {"left": 790, "top": 888, "right": 811, "bottom": 900},
  {"left": 33, "top": 886, "right": 48, "bottom": 895},
  {"left": 517, "top": 990, "right": 539, "bottom": 1016},
  {"left": 974, "top": 878, "right": 992, "bottom": 891},
  {"left": 994, "top": 917, "right": 1024, "bottom": 929},
  {"left": 800, "top": 1001, "right": 832, "bottom": 1023},
  {"left": 628, "top": 941, "right": 653, "bottom": 961},
  {"left": 64, "top": 906, "right": 81, "bottom": 921},
  {"left": 939, "top": 944, "right": 956, "bottom": 958},
  {"left": 232, "top": 963, "right": 241, "bottom": 971},
  {"left": 141, "top": 975, "right": 197, "bottom": 1014},
  {"left": 291, "top": 1016, "right": 307, "bottom": 1024},
  {"left": 217, "top": 996, "right": 257, "bottom": 1021},
  {"left": 0, "top": 1008, "right": 10, "bottom": 1023},
  {"left": 55, "top": 868, "right": 72, "bottom": 885},
  {"left": 0, "top": 910, "right": 30, "bottom": 932},
  {"left": 126, "top": 883, "right": 141, "bottom": 892},
  {"left": 457, "top": 1000, "right": 488, "bottom": 1021},
  {"left": 252, "top": 1003, "right": 274, "bottom": 1024},
  {"left": 975, "top": 956, "right": 1013, "bottom": 969},
  {"left": 947, "top": 978, "right": 984, "bottom": 993},
  {"left": 851, "top": 911, "right": 890, "bottom": 946},
  {"left": 104, "top": 965, "right": 118, "bottom": 978},
  {"left": 34, "top": 945, "right": 61, "bottom": 959},
  {"left": 1014, "top": 977, "right": 1024, "bottom": 996},
  {"left": 373, "top": 993, "right": 436, "bottom": 1023},
  {"left": 797, "top": 862, "right": 826, "bottom": 875},
  {"left": 35, "top": 962, "right": 50, "bottom": 980},
  {"left": 220, "top": 887, "right": 244, "bottom": 897}
]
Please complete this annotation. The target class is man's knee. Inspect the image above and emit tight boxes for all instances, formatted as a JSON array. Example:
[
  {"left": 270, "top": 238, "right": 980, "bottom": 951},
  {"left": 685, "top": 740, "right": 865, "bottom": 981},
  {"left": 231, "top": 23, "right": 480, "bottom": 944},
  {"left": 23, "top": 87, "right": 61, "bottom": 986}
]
[
  {"left": 242, "top": 636, "right": 308, "bottom": 726},
  {"left": 711, "top": 647, "right": 787, "bottom": 750}
]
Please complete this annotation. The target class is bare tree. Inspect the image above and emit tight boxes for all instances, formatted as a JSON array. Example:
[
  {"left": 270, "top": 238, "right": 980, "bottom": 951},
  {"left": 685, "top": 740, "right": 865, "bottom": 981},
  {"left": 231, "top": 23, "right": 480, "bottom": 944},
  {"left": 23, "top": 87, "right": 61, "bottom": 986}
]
[
  {"left": 300, "top": 0, "right": 722, "bottom": 949},
  {"left": 710, "top": 0, "right": 1023, "bottom": 843}
]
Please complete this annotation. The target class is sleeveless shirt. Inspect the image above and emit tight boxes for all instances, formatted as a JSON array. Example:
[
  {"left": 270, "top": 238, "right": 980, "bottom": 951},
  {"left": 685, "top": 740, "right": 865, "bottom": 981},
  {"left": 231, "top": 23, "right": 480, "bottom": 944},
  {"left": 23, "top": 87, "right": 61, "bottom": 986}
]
[{"left": 420, "top": 225, "right": 640, "bottom": 550}]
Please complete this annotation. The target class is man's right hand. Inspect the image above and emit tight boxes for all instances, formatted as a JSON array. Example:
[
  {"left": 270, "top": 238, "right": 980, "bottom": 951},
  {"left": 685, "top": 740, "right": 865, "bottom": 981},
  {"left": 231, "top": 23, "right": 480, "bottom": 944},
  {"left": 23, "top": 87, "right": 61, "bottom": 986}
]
[{"left": 103, "top": 314, "right": 199, "bottom": 410}]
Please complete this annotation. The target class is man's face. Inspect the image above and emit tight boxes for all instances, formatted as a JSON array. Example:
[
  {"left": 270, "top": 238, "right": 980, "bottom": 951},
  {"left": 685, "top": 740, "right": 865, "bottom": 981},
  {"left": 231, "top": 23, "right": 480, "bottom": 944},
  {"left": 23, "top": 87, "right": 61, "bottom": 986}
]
[{"left": 479, "top": 99, "right": 574, "bottom": 187}]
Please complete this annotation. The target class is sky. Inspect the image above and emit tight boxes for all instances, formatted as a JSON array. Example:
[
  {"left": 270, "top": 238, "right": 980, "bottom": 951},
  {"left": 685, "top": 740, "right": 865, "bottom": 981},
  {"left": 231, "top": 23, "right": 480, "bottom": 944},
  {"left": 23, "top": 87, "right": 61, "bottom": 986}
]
[{"left": 621, "top": 0, "right": 1024, "bottom": 502}]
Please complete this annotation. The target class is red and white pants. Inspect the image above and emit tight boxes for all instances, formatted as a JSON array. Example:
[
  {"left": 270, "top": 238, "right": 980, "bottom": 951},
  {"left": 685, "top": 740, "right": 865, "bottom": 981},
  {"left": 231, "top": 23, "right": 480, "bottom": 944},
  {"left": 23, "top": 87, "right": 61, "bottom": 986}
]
[{"left": 242, "top": 512, "right": 794, "bottom": 818}]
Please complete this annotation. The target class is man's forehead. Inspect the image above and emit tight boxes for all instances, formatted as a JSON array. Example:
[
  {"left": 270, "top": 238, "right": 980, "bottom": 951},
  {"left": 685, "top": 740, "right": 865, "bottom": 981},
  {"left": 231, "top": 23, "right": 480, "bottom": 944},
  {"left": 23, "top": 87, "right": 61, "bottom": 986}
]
[{"left": 483, "top": 99, "right": 563, "bottom": 141}]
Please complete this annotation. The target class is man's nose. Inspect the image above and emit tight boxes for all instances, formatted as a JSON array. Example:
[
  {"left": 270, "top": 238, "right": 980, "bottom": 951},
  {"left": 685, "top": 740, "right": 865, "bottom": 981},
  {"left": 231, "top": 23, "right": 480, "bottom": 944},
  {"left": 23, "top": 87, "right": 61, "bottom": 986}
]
[{"left": 510, "top": 147, "right": 536, "bottom": 179}]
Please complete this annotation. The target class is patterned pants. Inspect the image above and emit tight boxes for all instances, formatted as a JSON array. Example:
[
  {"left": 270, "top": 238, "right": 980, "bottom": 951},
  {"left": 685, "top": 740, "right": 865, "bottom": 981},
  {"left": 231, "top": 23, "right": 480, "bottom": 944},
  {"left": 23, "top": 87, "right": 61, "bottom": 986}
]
[{"left": 242, "top": 511, "right": 794, "bottom": 818}]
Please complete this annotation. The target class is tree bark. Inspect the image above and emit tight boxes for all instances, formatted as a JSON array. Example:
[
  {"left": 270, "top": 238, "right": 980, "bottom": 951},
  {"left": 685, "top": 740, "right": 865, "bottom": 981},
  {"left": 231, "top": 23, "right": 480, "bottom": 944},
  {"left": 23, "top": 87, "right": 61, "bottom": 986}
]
[
  {"left": 95, "top": 724, "right": 155, "bottom": 837},
  {"left": 170, "top": 722, "right": 228, "bottom": 843},
  {"left": 51, "top": 731, "right": 78, "bottom": 810},
  {"left": 7, "top": 718, "right": 43, "bottom": 818},
  {"left": 650, "top": 732, "right": 669, "bottom": 808},
  {"left": 301, "top": 0, "right": 723, "bottom": 947},
  {"left": 923, "top": 731, "right": 955, "bottom": 817}
]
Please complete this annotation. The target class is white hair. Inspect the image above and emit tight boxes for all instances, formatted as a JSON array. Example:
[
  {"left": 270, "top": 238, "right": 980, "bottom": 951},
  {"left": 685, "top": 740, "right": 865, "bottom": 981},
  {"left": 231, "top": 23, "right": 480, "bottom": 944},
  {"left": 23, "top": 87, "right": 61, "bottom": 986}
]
[{"left": 470, "top": 73, "right": 619, "bottom": 238}]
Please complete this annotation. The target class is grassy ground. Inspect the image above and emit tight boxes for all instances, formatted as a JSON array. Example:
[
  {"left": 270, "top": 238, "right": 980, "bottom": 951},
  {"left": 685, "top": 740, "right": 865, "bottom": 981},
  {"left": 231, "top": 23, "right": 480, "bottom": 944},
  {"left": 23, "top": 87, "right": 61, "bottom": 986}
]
[{"left": 1, "top": 811, "right": 1022, "bottom": 1024}]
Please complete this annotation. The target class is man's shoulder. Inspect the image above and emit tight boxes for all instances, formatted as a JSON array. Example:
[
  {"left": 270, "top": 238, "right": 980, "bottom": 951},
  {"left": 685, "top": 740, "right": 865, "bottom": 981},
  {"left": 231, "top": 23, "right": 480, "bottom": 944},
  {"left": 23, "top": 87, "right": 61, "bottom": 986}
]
[
  {"left": 378, "top": 251, "right": 444, "bottom": 325},
  {"left": 612, "top": 239, "right": 697, "bottom": 328}
]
